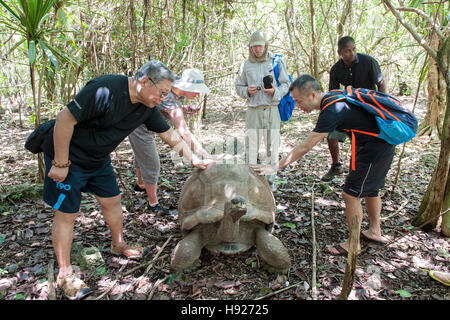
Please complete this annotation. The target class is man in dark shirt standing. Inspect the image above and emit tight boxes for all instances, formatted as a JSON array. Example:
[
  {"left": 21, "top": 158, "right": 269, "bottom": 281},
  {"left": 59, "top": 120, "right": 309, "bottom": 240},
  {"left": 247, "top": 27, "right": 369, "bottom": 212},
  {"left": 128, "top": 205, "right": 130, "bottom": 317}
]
[
  {"left": 322, "top": 36, "right": 386, "bottom": 181},
  {"left": 42, "top": 60, "right": 213, "bottom": 299}
]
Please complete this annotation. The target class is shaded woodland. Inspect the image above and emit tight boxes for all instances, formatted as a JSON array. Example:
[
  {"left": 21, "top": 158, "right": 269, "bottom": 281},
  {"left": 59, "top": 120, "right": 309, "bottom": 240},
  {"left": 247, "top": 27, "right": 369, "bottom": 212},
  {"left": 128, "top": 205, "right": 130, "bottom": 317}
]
[{"left": 0, "top": 0, "right": 448, "bottom": 301}]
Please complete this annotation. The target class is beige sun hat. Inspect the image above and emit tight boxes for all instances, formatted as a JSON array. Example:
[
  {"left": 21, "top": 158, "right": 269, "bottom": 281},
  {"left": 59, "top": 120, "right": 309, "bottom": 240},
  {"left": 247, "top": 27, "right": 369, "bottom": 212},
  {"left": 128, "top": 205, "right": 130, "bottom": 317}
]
[
  {"left": 249, "top": 30, "right": 267, "bottom": 47},
  {"left": 173, "top": 68, "right": 211, "bottom": 94}
]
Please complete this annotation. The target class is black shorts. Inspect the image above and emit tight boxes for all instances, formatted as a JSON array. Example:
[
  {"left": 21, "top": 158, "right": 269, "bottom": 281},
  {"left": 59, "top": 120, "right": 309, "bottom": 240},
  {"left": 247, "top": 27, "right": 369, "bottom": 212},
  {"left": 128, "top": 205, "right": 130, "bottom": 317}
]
[
  {"left": 343, "top": 140, "right": 395, "bottom": 198},
  {"left": 43, "top": 154, "right": 120, "bottom": 213}
]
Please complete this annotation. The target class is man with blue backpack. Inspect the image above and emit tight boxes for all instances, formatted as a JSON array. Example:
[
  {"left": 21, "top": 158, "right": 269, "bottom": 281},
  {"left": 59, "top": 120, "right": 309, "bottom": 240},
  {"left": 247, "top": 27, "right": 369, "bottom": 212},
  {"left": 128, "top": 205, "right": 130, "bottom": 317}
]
[
  {"left": 235, "top": 30, "right": 291, "bottom": 170},
  {"left": 252, "top": 74, "right": 417, "bottom": 256}
]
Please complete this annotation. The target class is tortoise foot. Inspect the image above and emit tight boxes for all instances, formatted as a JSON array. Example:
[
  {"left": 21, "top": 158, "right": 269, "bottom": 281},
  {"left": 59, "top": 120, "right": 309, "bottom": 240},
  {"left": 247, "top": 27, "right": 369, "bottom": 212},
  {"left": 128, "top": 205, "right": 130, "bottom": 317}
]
[
  {"left": 255, "top": 228, "right": 291, "bottom": 274},
  {"left": 170, "top": 229, "right": 204, "bottom": 273}
]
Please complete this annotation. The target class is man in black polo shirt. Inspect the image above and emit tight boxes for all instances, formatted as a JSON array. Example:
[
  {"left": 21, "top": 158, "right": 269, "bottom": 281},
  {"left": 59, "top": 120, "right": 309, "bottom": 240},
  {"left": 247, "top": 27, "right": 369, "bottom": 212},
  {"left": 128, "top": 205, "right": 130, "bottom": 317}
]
[
  {"left": 41, "top": 60, "right": 213, "bottom": 299},
  {"left": 322, "top": 36, "right": 385, "bottom": 181}
]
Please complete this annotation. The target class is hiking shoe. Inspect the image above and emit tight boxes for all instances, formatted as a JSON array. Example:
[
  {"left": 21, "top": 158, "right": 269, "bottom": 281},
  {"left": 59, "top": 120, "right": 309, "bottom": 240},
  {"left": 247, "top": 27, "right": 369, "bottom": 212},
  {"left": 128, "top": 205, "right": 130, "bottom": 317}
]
[
  {"left": 133, "top": 184, "right": 146, "bottom": 192},
  {"left": 147, "top": 202, "right": 169, "bottom": 215},
  {"left": 321, "top": 163, "right": 344, "bottom": 182},
  {"left": 56, "top": 273, "right": 92, "bottom": 300},
  {"left": 111, "top": 243, "right": 149, "bottom": 260}
]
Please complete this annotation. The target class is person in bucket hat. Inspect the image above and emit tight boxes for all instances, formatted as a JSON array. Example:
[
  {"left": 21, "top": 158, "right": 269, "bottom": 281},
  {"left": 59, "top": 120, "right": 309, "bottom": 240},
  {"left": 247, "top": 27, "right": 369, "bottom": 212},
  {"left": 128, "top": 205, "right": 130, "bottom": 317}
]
[
  {"left": 174, "top": 68, "right": 211, "bottom": 95},
  {"left": 128, "top": 68, "right": 214, "bottom": 215}
]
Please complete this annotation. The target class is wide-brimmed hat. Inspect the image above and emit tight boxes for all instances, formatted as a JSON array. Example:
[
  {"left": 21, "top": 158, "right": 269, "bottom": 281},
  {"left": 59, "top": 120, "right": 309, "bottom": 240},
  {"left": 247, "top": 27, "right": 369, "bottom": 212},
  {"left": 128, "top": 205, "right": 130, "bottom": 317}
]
[
  {"left": 249, "top": 30, "right": 267, "bottom": 47},
  {"left": 173, "top": 68, "right": 210, "bottom": 94}
]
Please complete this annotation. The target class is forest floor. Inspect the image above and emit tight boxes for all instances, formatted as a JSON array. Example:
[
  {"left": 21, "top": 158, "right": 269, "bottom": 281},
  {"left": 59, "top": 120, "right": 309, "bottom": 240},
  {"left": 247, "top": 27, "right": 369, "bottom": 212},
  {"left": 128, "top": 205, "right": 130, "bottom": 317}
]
[{"left": 0, "top": 91, "right": 448, "bottom": 302}]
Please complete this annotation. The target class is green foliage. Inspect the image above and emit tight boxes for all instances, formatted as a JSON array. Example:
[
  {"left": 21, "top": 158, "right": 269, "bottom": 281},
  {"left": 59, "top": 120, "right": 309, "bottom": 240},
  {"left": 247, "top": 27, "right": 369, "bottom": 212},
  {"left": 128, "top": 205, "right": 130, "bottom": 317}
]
[
  {"left": 0, "top": 0, "right": 445, "bottom": 127},
  {"left": 0, "top": 0, "right": 59, "bottom": 68},
  {"left": 0, "top": 183, "right": 43, "bottom": 211},
  {"left": 395, "top": 289, "right": 412, "bottom": 298}
]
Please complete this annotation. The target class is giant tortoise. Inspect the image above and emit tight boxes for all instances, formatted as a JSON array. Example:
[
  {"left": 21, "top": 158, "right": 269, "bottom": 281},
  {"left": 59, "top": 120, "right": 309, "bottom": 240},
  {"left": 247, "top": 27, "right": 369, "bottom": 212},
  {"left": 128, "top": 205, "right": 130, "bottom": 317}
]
[{"left": 170, "top": 164, "right": 291, "bottom": 273}]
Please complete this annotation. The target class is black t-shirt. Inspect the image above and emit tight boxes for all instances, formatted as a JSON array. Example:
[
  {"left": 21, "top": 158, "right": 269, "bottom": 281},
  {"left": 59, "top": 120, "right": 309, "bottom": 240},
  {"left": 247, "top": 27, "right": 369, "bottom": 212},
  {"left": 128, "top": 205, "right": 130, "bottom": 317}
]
[
  {"left": 313, "top": 100, "right": 380, "bottom": 145},
  {"left": 329, "top": 53, "right": 383, "bottom": 91},
  {"left": 42, "top": 74, "right": 170, "bottom": 170}
]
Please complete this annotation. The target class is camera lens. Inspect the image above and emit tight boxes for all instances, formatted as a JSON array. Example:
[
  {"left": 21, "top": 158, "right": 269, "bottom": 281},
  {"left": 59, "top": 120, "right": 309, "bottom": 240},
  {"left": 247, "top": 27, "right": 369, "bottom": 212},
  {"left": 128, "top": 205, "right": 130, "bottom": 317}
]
[{"left": 257, "top": 86, "right": 261, "bottom": 90}]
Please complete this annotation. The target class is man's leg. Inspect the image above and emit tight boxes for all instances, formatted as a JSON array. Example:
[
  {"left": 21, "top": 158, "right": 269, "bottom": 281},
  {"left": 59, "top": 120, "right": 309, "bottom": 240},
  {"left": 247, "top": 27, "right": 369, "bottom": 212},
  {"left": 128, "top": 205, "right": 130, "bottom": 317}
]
[
  {"left": 52, "top": 210, "right": 92, "bottom": 299},
  {"left": 328, "top": 137, "right": 340, "bottom": 165},
  {"left": 52, "top": 210, "right": 79, "bottom": 279},
  {"left": 145, "top": 182, "right": 158, "bottom": 205},
  {"left": 267, "top": 106, "right": 281, "bottom": 167},
  {"left": 133, "top": 168, "right": 145, "bottom": 191},
  {"left": 144, "top": 182, "right": 168, "bottom": 214},
  {"left": 362, "top": 196, "right": 389, "bottom": 243},
  {"left": 96, "top": 194, "right": 147, "bottom": 259},
  {"left": 245, "top": 108, "right": 262, "bottom": 165},
  {"left": 95, "top": 194, "right": 124, "bottom": 247},
  {"left": 326, "top": 191, "right": 362, "bottom": 254},
  {"left": 321, "top": 136, "right": 344, "bottom": 181}
]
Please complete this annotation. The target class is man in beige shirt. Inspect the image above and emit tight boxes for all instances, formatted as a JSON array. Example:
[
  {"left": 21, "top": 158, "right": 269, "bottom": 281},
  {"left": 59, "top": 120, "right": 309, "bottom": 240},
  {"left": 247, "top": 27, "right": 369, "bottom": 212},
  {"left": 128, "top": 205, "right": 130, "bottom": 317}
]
[{"left": 235, "top": 30, "right": 290, "bottom": 168}]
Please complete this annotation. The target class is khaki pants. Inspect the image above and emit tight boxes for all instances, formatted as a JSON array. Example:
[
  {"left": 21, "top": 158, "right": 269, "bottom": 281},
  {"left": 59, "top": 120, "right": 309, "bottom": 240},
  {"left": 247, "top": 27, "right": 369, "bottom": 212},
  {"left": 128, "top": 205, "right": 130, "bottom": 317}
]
[
  {"left": 128, "top": 124, "right": 160, "bottom": 184},
  {"left": 245, "top": 105, "right": 280, "bottom": 166}
]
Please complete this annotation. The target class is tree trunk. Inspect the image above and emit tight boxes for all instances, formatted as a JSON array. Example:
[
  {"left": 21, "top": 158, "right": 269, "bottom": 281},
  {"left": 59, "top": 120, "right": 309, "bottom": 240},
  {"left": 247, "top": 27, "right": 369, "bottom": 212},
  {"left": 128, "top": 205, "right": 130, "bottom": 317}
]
[
  {"left": 128, "top": 0, "right": 137, "bottom": 74},
  {"left": 309, "top": 0, "right": 320, "bottom": 83},
  {"left": 338, "top": 215, "right": 360, "bottom": 300},
  {"left": 412, "top": 59, "right": 449, "bottom": 230},
  {"left": 336, "top": 0, "right": 353, "bottom": 41},
  {"left": 30, "top": 62, "right": 45, "bottom": 183},
  {"left": 381, "top": 0, "right": 450, "bottom": 233},
  {"left": 441, "top": 167, "right": 450, "bottom": 236},
  {"left": 419, "top": 30, "right": 446, "bottom": 136}
]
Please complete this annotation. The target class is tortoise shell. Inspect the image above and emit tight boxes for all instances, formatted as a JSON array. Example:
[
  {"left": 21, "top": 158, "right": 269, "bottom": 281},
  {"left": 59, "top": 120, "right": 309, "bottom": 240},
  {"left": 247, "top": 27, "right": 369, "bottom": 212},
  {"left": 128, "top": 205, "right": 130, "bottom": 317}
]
[{"left": 178, "top": 164, "right": 276, "bottom": 231}]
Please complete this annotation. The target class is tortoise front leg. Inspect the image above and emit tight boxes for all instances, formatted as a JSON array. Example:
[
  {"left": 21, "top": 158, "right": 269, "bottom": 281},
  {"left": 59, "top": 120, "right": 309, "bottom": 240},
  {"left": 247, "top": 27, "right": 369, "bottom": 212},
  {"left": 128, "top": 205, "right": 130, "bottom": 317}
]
[
  {"left": 171, "top": 228, "right": 204, "bottom": 273},
  {"left": 255, "top": 225, "right": 291, "bottom": 274}
]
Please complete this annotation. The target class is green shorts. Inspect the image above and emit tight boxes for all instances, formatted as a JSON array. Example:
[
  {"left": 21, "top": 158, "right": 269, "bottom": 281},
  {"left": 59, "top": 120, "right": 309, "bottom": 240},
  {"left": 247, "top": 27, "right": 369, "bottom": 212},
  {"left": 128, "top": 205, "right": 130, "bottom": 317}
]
[{"left": 328, "top": 130, "right": 347, "bottom": 142}]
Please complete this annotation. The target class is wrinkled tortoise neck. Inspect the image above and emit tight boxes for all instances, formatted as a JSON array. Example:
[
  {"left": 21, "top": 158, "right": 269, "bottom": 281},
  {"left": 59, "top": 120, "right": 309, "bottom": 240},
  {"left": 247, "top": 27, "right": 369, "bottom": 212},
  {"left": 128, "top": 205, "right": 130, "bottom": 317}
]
[{"left": 217, "top": 197, "right": 247, "bottom": 242}]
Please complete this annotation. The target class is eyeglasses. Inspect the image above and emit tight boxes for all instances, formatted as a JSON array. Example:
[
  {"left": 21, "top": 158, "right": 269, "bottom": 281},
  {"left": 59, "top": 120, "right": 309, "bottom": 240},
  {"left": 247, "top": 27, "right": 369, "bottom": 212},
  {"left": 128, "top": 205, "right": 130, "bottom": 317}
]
[{"left": 148, "top": 77, "right": 169, "bottom": 99}]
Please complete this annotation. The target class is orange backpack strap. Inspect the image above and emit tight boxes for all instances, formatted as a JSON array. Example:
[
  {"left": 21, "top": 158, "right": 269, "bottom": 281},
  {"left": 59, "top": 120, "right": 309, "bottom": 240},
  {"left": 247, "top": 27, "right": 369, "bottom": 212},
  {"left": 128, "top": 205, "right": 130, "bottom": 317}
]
[
  {"left": 351, "top": 131, "right": 356, "bottom": 171},
  {"left": 321, "top": 90, "right": 346, "bottom": 111},
  {"left": 344, "top": 129, "right": 379, "bottom": 171}
]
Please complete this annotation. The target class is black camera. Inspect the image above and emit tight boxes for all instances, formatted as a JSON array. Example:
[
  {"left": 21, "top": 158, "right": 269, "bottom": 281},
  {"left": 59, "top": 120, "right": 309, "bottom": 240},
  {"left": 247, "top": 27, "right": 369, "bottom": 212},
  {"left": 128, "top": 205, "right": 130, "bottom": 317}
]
[{"left": 263, "top": 75, "right": 273, "bottom": 89}]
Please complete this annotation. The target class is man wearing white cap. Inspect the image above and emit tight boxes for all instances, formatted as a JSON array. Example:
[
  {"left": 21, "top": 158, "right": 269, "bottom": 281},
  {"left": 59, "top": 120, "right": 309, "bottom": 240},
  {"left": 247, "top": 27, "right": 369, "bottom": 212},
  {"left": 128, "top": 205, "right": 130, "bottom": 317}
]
[
  {"left": 129, "top": 68, "right": 213, "bottom": 214},
  {"left": 235, "top": 30, "right": 290, "bottom": 168}
]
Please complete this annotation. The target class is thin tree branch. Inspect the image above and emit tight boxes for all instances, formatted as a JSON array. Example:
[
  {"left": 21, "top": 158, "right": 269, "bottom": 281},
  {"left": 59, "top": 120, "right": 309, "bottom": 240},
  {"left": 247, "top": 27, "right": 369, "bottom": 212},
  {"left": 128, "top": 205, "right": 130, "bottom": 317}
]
[
  {"left": 381, "top": 0, "right": 438, "bottom": 60},
  {"left": 396, "top": 7, "right": 445, "bottom": 41}
]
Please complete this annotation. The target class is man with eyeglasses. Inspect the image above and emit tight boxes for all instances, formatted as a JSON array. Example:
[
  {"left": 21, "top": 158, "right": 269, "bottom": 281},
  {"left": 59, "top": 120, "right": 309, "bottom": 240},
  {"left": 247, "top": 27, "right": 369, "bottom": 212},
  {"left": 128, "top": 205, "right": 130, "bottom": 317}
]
[
  {"left": 128, "top": 68, "right": 214, "bottom": 215},
  {"left": 40, "top": 60, "right": 214, "bottom": 300}
]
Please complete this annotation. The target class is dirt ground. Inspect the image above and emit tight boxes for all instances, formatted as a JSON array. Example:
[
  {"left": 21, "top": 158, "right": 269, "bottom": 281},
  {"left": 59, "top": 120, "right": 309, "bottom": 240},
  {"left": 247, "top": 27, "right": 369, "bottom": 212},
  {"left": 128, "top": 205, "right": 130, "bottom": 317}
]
[{"left": 0, "top": 92, "right": 448, "bottom": 302}]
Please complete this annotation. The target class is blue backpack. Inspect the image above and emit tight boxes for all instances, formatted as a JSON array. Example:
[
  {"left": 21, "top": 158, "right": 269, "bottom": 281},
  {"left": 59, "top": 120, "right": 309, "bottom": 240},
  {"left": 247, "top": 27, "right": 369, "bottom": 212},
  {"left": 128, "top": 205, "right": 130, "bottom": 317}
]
[
  {"left": 321, "top": 86, "right": 418, "bottom": 170},
  {"left": 272, "top": 54, "right": 296, "bottom": 122}
]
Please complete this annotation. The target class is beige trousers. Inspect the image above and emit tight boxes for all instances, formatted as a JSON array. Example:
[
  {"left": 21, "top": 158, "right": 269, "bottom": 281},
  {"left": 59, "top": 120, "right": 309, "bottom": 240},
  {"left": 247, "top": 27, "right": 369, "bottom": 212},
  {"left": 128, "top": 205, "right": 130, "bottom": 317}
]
[{"left": 245, "top": 105, "right": 281, "bottom": 166}]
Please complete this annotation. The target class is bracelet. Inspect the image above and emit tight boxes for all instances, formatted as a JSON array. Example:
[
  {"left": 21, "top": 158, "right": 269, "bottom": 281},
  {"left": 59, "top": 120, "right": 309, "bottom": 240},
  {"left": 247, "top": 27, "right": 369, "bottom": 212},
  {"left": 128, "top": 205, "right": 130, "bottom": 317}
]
[{"left": 52, "top": 160, "right": 71, "bottom": 168}]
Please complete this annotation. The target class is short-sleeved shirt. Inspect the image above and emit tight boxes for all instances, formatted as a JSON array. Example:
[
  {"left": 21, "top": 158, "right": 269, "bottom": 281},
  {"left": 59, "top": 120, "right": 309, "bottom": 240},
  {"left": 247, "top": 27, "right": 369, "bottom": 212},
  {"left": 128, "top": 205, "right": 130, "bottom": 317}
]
[
  {"left": 329, "top": 53, "right": 383, "bottom": 91},
  {"left": 42, "top": 74, "right": 170, "bottom": 170},
  {"left": 156, "top": 90, "right": 184, "bottom": 121},
  {"left": 313, "top": 100, "right": 380, "bottom": 145}
]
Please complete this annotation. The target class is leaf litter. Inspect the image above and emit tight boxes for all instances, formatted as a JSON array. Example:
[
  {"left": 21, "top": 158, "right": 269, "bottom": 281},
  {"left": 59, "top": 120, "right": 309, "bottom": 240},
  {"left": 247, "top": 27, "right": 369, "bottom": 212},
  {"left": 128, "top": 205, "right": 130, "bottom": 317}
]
[{"left": 0, "top": 95, "right": 448, "bottom": 300}]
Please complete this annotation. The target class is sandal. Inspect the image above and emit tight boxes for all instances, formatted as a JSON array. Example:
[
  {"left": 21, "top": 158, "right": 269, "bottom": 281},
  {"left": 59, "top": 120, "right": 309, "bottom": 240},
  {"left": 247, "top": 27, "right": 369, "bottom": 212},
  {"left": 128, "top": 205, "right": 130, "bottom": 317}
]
[
  {"left": 361, "top": 231, "right": 390, "bottom": 245},
  {"left": 111, "top": 243, "right": 149, "bottom": 260},
  {"left": 56, "top": 273, "right": 92, "bottom": 300},
  {"left": 326, "top": 244, "right": 349, "bottom": 256},
  {"left": 325, "top": 243, "right": 361, "bottom": 256}
]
